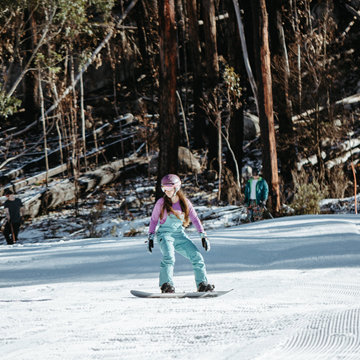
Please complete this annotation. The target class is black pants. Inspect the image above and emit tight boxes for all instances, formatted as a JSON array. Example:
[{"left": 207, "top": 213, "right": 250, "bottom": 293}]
[{"left": 3, "top": 221, "right": 20, "bottom": 245}]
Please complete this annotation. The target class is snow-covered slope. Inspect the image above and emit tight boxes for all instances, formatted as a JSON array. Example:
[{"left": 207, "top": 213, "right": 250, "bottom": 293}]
[{"left": 1, "top": 214, "right": 360, "bottom": 360}]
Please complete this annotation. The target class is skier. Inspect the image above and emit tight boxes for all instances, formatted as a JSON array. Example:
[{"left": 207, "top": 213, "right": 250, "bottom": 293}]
[
  {"left": 147, "top": 174, "right": 214, "bottom": 293},
  {"left": 244, "top": 166, "right": 269, "bottom": 222},
  {"left": 3, "top": 189, "right": 24, "bottom": 245}
]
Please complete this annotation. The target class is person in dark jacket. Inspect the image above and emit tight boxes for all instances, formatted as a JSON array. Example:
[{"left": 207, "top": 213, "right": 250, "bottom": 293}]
[
  {"left": 244, "top": 167, "right": 269, "bottom": 222},
  {"left": 3, "top": 189, "right": 24, "bottom": 245}
]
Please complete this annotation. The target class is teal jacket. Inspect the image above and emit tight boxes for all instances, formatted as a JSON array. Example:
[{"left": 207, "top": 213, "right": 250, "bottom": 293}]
[{"left": 244, "top": 177, "right": 269, "bottom": 206}]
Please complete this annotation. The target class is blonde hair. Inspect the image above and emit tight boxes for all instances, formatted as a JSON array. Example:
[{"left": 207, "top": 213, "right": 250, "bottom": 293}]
[{"left": 160, "top": 189, "right": 190, "bottom": 227}]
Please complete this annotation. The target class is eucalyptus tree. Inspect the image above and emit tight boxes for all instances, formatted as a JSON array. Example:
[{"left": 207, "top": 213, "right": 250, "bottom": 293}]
[
  {"left": 156, "top": 0, "right": 179, "bottom": 199},
  {"left": 0, "top": 0, "right": 115, "bottom": 121},
  {"left": 250, "top": 0, "right": 280, "bottom": 213}
]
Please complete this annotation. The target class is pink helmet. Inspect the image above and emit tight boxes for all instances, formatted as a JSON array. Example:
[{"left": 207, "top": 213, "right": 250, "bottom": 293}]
[{"left": 161, "top": 174, "right": 181, "bottom": 193}]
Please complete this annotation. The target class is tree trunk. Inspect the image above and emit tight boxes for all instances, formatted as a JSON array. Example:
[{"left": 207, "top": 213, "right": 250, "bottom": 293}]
[
  {"left": 290, "top": 0, "right": 302, "bottom": 113},
  {"left": 226, "top": 0, "right": 244, "bottom": 189},
  {"left": 251, "top": 0, "right": 280, "bottom": 213},
  {"left": 315, "top": 96, "right": 325, "bottom": 182},
  {"left": 80, "top": 72, "right": 87, "bottom": 172},
  {"left": 70, "top": 54, "right": 79, "bottom": 214},
  {"left": 136, "top": 0, "right": 151, "bottom": 74},
  {"left": 233, "top": 0, "right": 258, "bottom": 113},
  {"left": 187, "top": 0, "right": 206, "bottom": 149},
  {"left": 38, "top": 70, "right": 49, "bottom": 187},
  {"left": 23, "top": 8, "right": 40, "bottom": 125},
  {"left": 240, "top": 0, "right": 257, "bottom": 82},
  {"left": 177, "top": 0, "right": 188, "bottom": 115},
  {"left": 202, "top": 0, "right": 220, "bottom": 171},
  {"left": 157, "top": 0, "right": 179, "bottom": 199},
  {"left": 268, "top": 0, "right": 297, "bottom": 184}
]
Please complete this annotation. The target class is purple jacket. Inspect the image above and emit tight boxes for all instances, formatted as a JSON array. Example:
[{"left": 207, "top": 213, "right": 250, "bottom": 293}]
[{"left": 148, "top": 197, "right": 204, "bottom": 234}]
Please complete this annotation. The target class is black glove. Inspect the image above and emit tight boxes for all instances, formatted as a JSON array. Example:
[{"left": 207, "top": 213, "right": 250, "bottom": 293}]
[{"left": 147, "top": 233, "right": 154, "bottom": 253}]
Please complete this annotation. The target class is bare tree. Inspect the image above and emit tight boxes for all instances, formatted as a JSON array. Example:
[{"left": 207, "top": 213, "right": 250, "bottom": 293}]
[
  {"left": 251, "top": 0, "right": 280, "bottom": 213},
  {"left": 38, "top": 69, "right": 49, "bottom": 187},
  {"left": 80, "top": 72, "right": 87, "bottom": 172}
]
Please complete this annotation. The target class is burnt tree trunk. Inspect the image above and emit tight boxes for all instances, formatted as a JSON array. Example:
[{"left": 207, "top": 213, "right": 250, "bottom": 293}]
[
  {"left": 23, "top": 8, "right": 40, "bottom": 125},
  {"left": 202, "top": 0, "right": 220, "bottom": 171},
  {"left": 268, "top": 0, "right": 297, "bottom": 184},
  {"left": 251, "top": 0, "right": 280, "bottom": 213},
  {"left": 157, "top": 0, "right": 179, "bottom": 199},
  {"left": 187, "top": 0, "right": 206, "bottom": 149},
  {"left": 136, "top": 0, "right": 154, "bottom": 75}
]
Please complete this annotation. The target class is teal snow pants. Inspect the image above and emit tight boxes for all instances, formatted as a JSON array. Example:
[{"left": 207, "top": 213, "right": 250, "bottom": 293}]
[{"left": 156, "top": 214, "right": 208, "bottom": 288}]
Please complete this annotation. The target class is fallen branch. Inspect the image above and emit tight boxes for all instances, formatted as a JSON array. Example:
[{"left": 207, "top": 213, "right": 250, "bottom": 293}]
[
  {"left": 292, "top": 92, "right": 360, "bottom": 123},
  {"left": 325, "top": 148, "right": 360, "bottom": 170},
  {"left": 0, "top": 119, "right": 56, "bottom": 171},
  {"left": 11, "top": 164, "right": 68, "bottom": 193},
  {"left": 19, "top": 153, "right": 147, "bottom": 217},
  {"left": 1, "top": 115, "right": 135, "bottom": 182}
]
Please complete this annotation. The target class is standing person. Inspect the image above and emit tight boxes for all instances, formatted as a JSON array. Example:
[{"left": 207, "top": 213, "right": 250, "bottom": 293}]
[
  {"left": 3, "top": 189, "right": 24, "bottom": 245},
  {"left": 147, "top": 174, "right": 214, "bottom": 293},
  {"left": 244, "top": 167, "right": 269, "bottom": 222}
]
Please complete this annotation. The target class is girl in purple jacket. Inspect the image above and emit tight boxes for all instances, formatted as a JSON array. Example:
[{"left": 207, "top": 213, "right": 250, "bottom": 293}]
[{"left": 147, "top": 174, "right": 214, "bottom": 293}]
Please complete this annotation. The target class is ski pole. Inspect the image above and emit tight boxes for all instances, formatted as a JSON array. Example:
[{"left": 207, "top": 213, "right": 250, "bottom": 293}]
[{"left": 263, "top": 205, "right": 274, "bottom": 219}]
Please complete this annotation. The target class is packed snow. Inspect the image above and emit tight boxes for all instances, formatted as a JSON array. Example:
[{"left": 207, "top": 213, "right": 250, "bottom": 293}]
[{"left": 1, "top": 213, "right": 360, "bottom": 359}]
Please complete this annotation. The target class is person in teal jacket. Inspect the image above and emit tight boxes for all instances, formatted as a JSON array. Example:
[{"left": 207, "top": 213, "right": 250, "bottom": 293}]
[{"left": 244, "top": 167, "right": 269, "bottom": 222}]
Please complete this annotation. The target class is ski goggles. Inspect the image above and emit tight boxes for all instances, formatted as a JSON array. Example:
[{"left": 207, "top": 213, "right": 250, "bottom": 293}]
[{"left": 161, "top": 185, "right": 175, "bottom": 192}]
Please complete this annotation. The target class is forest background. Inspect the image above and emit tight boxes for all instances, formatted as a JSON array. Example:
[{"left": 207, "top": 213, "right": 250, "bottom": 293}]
[{"left": 1, "top": 0, "right": 360, "bottom": 222}]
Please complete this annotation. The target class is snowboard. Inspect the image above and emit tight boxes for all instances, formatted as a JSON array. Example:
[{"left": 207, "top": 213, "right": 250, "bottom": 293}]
[{"left": 130, "top": 289, "right": 233, "bottom": 299}]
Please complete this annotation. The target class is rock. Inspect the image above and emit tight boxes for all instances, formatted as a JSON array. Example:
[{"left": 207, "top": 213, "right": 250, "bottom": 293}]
[
  {"left": 244, "top": 113, "right": 260, "bottom": 140},
  {"left": 178, "top": 147, "right": 201, "bottom": 173},
  {"left": 149, "top": 147, "right": 201, "bottom": 175},
  {"left": 242, "top": 165, "right": 252, "bottom": 179}
]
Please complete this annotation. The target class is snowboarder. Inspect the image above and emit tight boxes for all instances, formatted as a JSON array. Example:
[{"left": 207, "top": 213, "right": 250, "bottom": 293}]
[
  {"left": 244, "top": 167, "right": 269, "bottom": 222},
  {"left": 147, "top": 174, "right": 214, "bottom": 293},
  {"left": 3, "top": 189, "right": 24, "bottom": 245}
]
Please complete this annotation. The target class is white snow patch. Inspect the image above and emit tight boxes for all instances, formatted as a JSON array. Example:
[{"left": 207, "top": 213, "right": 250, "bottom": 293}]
[{"left": 1, "top": 214, "right": 360, "bottom": 359}]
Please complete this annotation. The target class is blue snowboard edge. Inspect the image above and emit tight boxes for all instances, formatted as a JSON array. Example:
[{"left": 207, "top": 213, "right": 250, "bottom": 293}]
[{"left": 130, "top": 289, "right": 233, "bottom": 299}]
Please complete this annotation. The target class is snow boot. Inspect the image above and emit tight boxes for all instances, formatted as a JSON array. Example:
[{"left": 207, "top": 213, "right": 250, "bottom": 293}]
[
  {"left": 197, "top": 282, "right": 215, "bottom": 292},
  {"left": 161, "top": 283, "right": 175, "bottom": 293}
]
